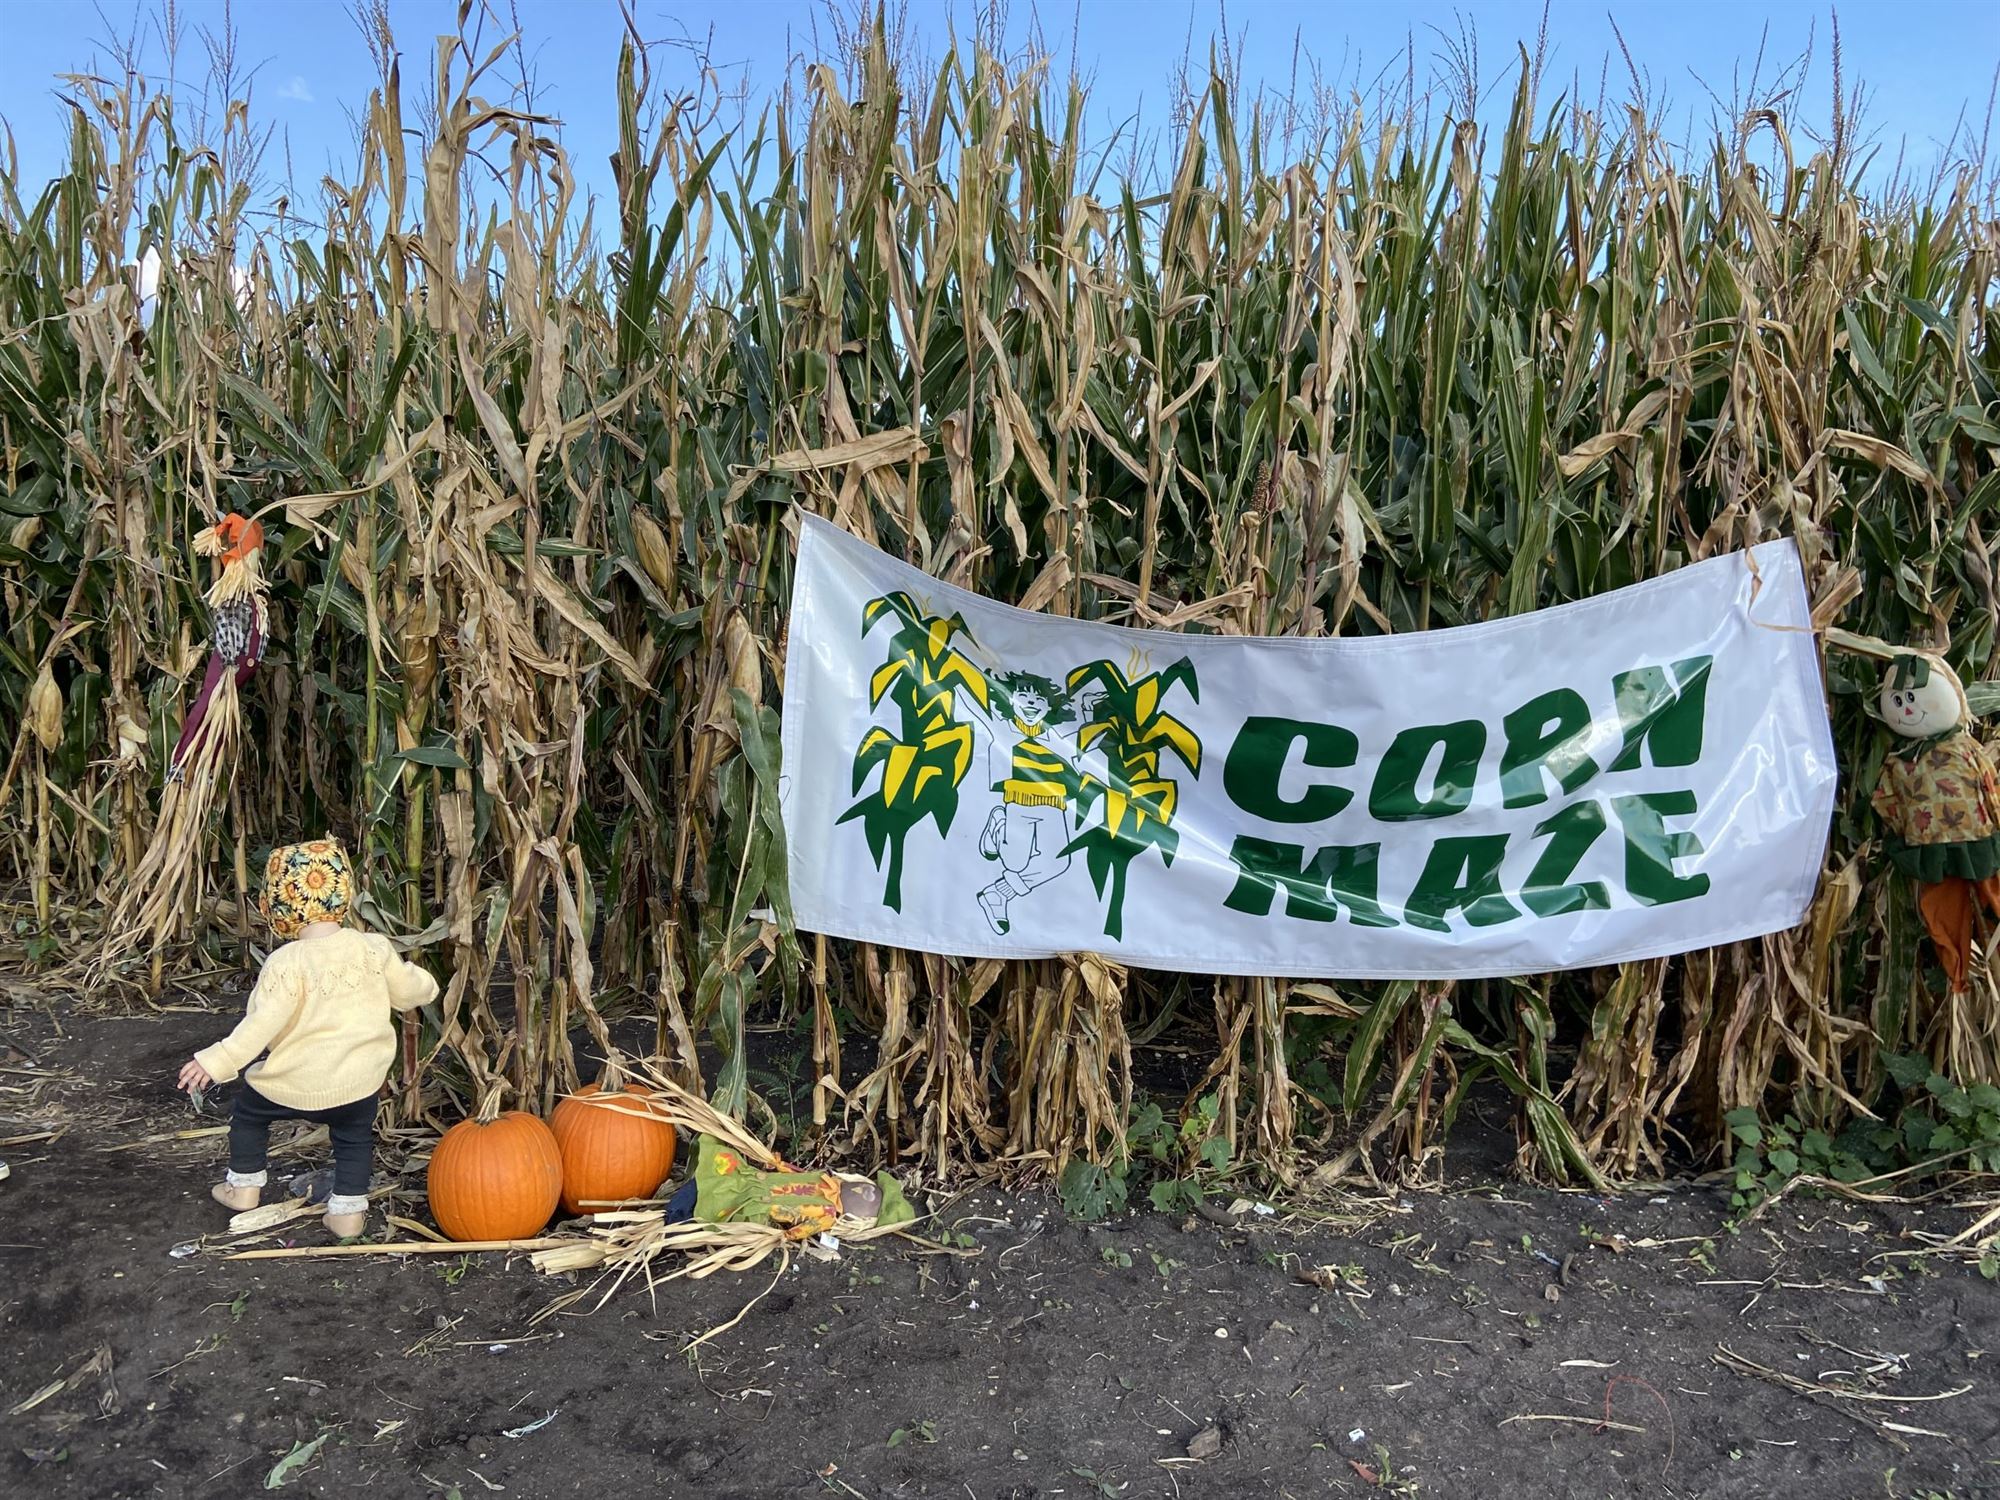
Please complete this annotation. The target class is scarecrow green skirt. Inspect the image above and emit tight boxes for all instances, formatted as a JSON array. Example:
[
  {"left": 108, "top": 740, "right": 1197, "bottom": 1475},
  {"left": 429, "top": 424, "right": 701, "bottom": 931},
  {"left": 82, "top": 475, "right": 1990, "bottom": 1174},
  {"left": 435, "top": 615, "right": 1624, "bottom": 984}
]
[{"left": 1885, "top": 831, "right": 2000, "bottom": 883}]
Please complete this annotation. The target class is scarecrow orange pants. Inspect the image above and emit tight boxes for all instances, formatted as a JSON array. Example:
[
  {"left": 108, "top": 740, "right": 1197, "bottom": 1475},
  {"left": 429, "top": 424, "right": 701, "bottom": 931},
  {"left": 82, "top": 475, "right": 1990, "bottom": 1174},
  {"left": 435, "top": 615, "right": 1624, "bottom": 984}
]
[{"left": 1916, "top": 875, "right": 2000, "bottom": 991}]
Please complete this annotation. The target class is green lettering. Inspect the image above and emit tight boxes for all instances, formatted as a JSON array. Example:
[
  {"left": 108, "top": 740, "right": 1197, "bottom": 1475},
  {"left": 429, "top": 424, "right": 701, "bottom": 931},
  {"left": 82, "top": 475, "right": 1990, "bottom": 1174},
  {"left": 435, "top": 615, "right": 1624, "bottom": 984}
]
[
  {"left": 1223, "top": 837, "right": 1397, "bottom": 926},
  {"left": 1500, "top": 689, "right": 1598, "bottom": 808},
  {"left": 1612, "top": 791, "right": 1710, "bottom": 905},
  {"left": 1369, "top": 719, "right": 1487, "bottom": 822},
  {"left": 1404, "top": 835, "right": 1519, "bottom": 930},
  {"left": 1223, "top": 717, "right": 1357, "bottom": 823},
  {"left": 1520, "top": 799, "right": 1611, "bottom": 916},
  {"left": 1609, "top": 657, "right": 1712, "bottom": 771}
]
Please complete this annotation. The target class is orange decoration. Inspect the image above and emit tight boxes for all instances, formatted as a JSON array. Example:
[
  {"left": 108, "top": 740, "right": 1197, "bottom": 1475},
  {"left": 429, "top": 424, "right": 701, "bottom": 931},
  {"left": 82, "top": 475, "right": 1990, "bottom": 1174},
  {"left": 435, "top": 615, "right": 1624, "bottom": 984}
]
[
  {"left": 550, "top": 1083, "right": 679, "bottom": 1216},
  {"left": 203, "top": 512, "right": 265, "bottom": 566},
  {"left": 426, "top": 1110, "right": 564, "bottom": 1242},
  {"left": 220, "top": 516, "right": 264, "bottom": 565}
]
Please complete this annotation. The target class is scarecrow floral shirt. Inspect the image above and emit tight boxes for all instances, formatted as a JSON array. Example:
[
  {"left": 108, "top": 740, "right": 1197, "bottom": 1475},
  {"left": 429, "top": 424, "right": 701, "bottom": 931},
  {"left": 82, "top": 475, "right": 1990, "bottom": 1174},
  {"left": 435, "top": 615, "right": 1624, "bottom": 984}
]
[
  {"left": 689, "top": 1135, "right": 916, "bottom": 1239},
  {"left": 694, "top": 1138, "right": 843, "bottom": 1239},
  {"left": 1870, "top": 730, "right": 2000, "bottom": 847}
]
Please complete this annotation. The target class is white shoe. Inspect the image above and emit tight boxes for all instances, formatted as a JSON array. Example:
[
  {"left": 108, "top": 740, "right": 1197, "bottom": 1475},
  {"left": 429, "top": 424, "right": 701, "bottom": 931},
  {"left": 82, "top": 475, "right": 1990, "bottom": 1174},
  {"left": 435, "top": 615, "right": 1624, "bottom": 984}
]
[{"left": 977, "top": 885, "right": 1011, "bottom": 935}]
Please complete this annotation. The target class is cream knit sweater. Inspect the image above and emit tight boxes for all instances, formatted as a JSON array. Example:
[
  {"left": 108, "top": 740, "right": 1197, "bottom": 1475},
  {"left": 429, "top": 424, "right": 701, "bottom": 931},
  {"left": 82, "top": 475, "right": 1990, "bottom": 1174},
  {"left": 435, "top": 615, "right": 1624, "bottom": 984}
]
[{"left": 194, "top": 929, "right": 438, "bottom": 1111}]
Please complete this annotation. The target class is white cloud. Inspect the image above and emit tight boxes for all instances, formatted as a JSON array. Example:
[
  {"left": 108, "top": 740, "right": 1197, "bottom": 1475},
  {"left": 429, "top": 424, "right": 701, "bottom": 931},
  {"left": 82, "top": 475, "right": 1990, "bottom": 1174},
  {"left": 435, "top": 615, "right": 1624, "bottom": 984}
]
[{"left": 276, "top": 76, "right": 313, "bottom": 103}]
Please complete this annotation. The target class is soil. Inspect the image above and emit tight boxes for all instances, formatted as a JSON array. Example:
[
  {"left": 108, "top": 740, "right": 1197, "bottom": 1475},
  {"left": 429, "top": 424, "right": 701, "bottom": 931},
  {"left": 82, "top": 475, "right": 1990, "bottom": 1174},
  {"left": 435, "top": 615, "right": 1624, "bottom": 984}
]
[{"left": 2, "top": 996, "right": 1997, "bottom": 1500}]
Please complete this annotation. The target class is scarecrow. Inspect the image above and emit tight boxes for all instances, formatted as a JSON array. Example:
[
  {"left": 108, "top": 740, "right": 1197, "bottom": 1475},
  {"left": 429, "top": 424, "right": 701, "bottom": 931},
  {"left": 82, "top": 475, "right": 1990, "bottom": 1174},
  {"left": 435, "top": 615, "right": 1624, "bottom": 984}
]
[
  {"left": 1870, "top": 651, "right": 2000, "bottom": 992},
  {"left": 664, "top": 1134, "right": 915, "bottom": 1240},
  {"left": 98, "top": 514, "right": 269, "bottom": 972},
  {"left": 170, "top": 514, "right": 267, "bottom": 775}
]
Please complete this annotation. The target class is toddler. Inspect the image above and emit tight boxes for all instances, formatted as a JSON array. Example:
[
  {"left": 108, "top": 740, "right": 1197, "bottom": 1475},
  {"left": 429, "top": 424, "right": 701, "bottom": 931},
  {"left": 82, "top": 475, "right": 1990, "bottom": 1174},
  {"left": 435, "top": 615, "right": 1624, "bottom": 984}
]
[{"left": 176, "top": 839, "right": 437, "bottom": 1237}]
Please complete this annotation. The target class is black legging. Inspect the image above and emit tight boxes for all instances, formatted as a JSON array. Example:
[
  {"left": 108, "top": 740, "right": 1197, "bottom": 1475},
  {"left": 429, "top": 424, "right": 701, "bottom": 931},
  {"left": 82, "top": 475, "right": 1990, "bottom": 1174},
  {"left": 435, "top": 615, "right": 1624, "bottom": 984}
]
[{"left": 227, "top": 1083, "right": 377, "bottom": 1197}]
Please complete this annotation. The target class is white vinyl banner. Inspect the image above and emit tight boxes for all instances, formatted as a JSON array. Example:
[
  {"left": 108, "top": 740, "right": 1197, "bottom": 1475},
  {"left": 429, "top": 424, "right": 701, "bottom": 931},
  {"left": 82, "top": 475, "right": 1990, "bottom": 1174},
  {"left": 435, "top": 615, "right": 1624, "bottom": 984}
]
[{"left": 779, "top": 517, "right": 1837, "bottom": 978}]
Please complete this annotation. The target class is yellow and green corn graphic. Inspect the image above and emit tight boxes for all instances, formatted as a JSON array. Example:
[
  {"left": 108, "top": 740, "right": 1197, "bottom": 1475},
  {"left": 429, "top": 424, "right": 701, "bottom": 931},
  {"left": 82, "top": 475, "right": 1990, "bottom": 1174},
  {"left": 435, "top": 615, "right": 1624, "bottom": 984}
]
[
  {"left": 1062, "top": 659, "right": 1202, "bottom": 939},
  {"left": 840, "top": 592, "right": 990, "bottom": 910}
]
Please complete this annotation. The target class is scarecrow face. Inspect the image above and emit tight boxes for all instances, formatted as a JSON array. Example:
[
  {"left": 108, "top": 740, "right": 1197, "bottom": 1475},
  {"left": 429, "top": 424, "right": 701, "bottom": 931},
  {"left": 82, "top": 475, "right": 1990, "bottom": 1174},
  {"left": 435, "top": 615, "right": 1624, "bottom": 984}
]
[
  {"left": 837, "top": 1178, "right": 881, "bottom": 1220},
  {"left": 1879, "top": 669, "right": 1963, "bottom": 739}
]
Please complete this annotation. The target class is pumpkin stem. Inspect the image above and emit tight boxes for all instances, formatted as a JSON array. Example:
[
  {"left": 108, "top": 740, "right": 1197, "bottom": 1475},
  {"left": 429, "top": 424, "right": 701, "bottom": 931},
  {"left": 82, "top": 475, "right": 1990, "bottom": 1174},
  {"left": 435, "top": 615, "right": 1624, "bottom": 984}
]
[
  {"left": 599, "top": 1050, "right": 627, "bottom": 1092},
  {"left": 474, "top": 1082, "right": 508, "bottom": 1124}
]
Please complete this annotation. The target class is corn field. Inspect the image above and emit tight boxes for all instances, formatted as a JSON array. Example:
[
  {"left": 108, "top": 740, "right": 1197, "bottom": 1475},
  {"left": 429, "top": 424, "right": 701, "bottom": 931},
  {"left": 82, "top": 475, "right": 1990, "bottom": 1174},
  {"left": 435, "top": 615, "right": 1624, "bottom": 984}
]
[{"left": 3, "top": 14, "right": 1998, "bottom": 1188}]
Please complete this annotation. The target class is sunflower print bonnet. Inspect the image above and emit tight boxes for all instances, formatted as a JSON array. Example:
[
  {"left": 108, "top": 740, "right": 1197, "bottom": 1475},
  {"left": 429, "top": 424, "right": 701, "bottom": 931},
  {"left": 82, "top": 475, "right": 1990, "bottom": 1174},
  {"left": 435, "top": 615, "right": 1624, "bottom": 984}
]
[{"left": 258, "top": 839, "right": 354, "bottom": 940}]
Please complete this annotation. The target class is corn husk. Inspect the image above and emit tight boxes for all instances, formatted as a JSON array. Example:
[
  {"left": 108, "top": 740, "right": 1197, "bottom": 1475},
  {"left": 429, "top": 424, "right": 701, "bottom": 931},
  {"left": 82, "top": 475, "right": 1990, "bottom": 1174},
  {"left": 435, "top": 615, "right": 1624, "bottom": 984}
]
[
  {"left": 115, "top": 714, "right": 148, "bottom": 764},
  {"left": 630, "top": 509, "right": 675, "bottom": 597},
  {"left": 227, "top": 1198, "right": 314, "bottom": 1234},
  {"left": 721, "top": 610, "right": 761, "bottom": 706},
  {"left": 27, "top": 669, "right": 61, "bottom": 751}
]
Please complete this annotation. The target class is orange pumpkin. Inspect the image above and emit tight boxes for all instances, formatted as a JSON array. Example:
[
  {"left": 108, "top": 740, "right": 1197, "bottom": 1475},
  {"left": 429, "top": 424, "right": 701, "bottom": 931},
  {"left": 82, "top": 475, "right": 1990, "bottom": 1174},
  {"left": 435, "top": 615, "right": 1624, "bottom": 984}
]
[
  {"left": 427, "top": 1110, "right": 564, "bottom": 1242},
  {"left": 551, "top": 1083, "right": 678, "bottom": 1216}
]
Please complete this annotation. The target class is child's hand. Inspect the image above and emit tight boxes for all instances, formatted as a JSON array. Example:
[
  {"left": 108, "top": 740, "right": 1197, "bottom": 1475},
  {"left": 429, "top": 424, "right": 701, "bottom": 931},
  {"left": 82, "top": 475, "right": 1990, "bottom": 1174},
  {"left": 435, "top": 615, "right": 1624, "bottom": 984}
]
[{"left": 177, "top": 1058, "right": 214, "bottom": 1094}]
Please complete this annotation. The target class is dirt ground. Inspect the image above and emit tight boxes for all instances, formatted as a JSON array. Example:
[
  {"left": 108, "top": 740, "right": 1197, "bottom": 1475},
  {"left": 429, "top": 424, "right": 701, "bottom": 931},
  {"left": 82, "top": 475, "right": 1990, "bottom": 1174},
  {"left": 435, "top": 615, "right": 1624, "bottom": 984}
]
[{"left": 2, "top": 996, "right": 1997, "bottom": 1500}]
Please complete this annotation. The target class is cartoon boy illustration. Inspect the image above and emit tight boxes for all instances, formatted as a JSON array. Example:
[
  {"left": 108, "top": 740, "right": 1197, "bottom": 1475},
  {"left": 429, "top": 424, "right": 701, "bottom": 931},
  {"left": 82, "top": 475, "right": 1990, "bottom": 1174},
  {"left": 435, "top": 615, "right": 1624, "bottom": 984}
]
[{"left": 972, "top": 671, "right": 1106, "bottom": 935}]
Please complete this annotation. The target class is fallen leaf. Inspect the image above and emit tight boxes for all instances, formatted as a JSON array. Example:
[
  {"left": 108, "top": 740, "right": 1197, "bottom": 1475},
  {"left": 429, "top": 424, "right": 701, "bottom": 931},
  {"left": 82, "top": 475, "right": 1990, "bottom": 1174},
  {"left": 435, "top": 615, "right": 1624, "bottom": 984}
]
[
  {"left": 1186, "top": 1425, "right": 1224, "bottom": 1460},
  {"left": 1347, "top": 1457, "right": 1380, "bottom": 1485},
  {"left": 265, "top": 1430, "right": 331, "bottom": 1489}
]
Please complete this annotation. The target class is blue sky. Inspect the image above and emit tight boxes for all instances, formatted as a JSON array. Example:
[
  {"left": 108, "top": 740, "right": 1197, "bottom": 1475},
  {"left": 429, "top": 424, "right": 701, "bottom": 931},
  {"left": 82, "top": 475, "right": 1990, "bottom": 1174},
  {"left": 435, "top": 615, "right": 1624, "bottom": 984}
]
[{"left": 3, "top": 0, "right": 1996, "bottom": 215}]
